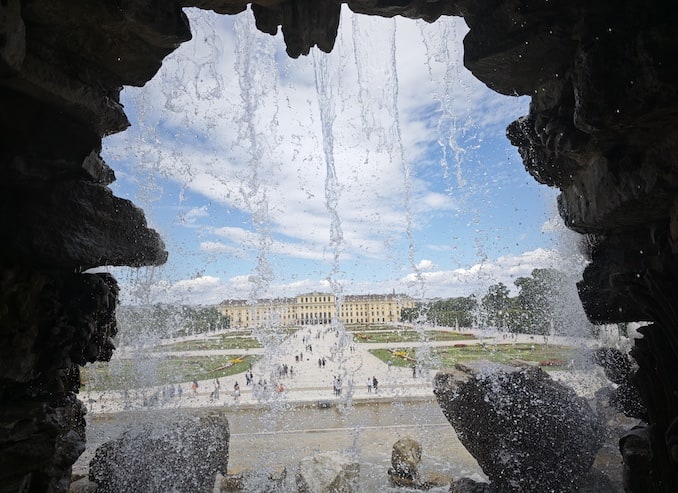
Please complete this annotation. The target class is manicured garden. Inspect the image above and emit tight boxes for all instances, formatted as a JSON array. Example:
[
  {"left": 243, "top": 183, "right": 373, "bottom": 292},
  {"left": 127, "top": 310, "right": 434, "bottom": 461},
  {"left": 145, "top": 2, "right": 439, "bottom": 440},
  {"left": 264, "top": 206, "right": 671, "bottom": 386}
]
[
  {"left": 81, "top": 354, "right": 257, "bottom": 391},
  {"left": 352, "top": 329, "right": 475, "bottom": 343},
  {"left": 152, "top": 334, "right": 262, "bottom": 351},
  {"left": 370, "top": 343, "right": 574, "bottom": 370}
]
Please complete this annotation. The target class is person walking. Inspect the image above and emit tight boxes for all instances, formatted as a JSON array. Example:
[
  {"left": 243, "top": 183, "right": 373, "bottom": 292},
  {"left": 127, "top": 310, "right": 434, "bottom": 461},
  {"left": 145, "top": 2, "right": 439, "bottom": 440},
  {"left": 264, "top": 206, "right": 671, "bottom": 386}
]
[
  {"left": 372, "top": 376, "right": 378, "bottom": 393},
  {"left": 367, "top": 377, "right": 372, "bottom": 393},
  {"left": 233, "top": 381, "right": 240, "bottom": 402}
]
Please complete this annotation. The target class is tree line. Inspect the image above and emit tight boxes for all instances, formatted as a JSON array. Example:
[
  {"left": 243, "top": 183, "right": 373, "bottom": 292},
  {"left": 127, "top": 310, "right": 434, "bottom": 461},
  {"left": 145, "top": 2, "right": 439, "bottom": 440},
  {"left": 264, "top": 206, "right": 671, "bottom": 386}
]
[
  {"left": 115, "top": 304, "right": 230, "bottom": 346},
  {"left": 401, "top": 268, "right": 594, "bottom": 336}
]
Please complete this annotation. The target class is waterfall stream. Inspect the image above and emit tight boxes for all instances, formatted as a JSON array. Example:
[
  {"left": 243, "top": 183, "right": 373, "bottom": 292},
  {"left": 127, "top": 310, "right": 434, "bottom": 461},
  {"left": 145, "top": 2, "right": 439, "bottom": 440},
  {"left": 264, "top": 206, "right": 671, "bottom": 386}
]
[{"left": 78, "top": 5, "right": 617, "bottom": 491}]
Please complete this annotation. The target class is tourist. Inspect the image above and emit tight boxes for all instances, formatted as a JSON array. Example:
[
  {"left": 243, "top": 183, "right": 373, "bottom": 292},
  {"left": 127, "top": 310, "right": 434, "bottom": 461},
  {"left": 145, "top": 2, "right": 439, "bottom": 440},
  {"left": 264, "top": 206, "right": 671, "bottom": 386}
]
[
  {"left": 233, "top": 381, "right": 240, "bottom": 402},
  {"left": 367, "top": 377, "right": 372, "bottom": 393},
  {"left": 191, "top": 379, "right": 198, "bottom": 394},
  {"left": 373, "top": 376, "right": 378, "bottom": 393}
]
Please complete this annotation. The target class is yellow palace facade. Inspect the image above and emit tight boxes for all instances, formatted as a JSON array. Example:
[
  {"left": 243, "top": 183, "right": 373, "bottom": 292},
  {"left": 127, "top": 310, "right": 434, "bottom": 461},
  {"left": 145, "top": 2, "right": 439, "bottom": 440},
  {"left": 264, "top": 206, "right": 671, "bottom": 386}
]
[{"left": 218, "top": 292, "right": 415, "bottom": 329}]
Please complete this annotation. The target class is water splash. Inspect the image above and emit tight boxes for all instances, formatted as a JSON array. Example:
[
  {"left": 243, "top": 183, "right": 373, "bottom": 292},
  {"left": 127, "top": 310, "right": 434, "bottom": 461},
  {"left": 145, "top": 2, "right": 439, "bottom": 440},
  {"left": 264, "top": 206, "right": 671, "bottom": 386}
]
[
  {"left": 233, "top": 12, "right": 278, "bottom": 303},
  {"left": 312, "top": 43, "right": 357, "bottom": 403},
  {"left": 312, "top": 50, "right": 345, "bottom": 299},
  {"left": 419, "top": 18, "right": 472, "bottom": 190}
]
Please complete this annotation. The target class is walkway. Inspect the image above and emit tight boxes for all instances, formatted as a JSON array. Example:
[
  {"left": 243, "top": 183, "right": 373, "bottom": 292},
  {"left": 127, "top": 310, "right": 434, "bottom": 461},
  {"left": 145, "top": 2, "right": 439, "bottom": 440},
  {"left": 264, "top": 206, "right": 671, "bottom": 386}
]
[{"left": 82, "top": 326, "right": 606, "bottom": 415}]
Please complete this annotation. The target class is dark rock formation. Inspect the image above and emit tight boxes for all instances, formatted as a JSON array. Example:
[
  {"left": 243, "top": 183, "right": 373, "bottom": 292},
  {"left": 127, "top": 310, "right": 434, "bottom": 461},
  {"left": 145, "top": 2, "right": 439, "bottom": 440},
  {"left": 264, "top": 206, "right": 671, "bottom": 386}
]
[
  {"left": 2, "top": 0, "right": 678, "bottom": 491},
  {"left": 89, "top": 412, "right": 230, "bottom": 493},
  {"left": 593, "top": 347, "right": 647, "bottom": 420},
  {"left": 0, "top": 270, "right": 119, "bottom": 493},
  {"left": 67, "top": 477, "right": 97, "bottom": 493},
  {"left": 434, "top": 363, "right": 604, "bottom": 493},
  {"left": 449, "top": 477, "right": 490, "bottom": 493},
  {"left": 450, "top": 1, "right": 678, "bottom": 490},
  {"left": 620, "top": 426, "right": 653, "bottom": 493}
]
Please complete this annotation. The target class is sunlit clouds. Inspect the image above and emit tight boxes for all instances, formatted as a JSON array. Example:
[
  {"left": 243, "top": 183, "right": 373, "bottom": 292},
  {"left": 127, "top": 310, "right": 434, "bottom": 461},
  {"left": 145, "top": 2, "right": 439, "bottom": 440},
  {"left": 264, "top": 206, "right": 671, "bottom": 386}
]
[{"left": 103, "top": 7, "right": 567, "bottom": 304}]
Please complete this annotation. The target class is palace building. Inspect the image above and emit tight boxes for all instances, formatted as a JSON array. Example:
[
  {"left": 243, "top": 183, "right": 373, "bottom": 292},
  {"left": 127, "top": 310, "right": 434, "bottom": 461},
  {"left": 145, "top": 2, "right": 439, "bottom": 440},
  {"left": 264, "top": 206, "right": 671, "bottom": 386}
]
[{"left": 218, "top": 292, "right": 415, "bottom": 328}]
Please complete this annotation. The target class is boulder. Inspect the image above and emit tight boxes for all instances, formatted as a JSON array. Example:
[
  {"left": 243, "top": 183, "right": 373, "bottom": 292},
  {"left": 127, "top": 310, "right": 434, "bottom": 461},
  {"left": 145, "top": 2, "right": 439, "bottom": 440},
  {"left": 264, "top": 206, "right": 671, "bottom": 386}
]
[
  {"left": 434, "top": 363, "right": 604, "bottom": 493},
  {"left": 389, "top": 437, "right": 422, "bottom": 481},
  {"left": 218, "top": 466, "right": 287, "bottom": 492},
  {"left": 89, "top": 412, "right": 229, "bottom": 492},
  {"left": 295, "top": 451, "right": 359, "bottom": 493},
  {"left": 449, "top": 477, "right": 491, "bottom": 493},
  {"left": 68, "top": 477, "right": 98, "bottom": 493}
]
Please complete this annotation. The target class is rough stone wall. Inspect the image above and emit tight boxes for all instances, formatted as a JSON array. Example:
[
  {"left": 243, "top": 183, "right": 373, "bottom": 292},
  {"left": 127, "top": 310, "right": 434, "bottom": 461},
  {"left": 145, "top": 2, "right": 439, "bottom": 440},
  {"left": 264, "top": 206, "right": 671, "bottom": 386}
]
[
  {"left": 2, "top": 0, "right": 678, "bottom": 491},
  {"left": 0, "top": 1, "right": 174, "bottom": 490},
  {"left": 472, "top": 2, "right": 678, "bottom": 491}
]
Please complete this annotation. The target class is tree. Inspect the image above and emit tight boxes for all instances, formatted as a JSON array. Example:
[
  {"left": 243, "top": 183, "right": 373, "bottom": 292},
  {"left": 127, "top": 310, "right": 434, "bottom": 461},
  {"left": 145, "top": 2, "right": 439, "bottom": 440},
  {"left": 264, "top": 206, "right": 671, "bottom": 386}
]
[
  {"left": 481, "top": 283, "right": 511, "bottom": 327},
  {"left": 115, "top": 304, "right": 230, "bottom": 345},
  {"left": 401, "top": 303, "right": 424, "bottom": 322},
  {"left": 514, "top": 268, "right": 564, "bottom": 334},
  {"left": 426, "top": 296, "right": 478, "bottom": 327}
]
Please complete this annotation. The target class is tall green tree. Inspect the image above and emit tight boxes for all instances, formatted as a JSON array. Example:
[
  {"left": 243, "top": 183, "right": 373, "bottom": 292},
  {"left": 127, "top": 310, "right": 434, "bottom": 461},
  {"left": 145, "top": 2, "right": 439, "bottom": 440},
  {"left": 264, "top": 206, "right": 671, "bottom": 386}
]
[
  {"left": 115, "top": 304, "right": 230, "bottom": 345},
  {"left": 426, "top": 296, "right": 478, "bottom": 327},
  {"left": 481, "top": 282, "right": 511, "bottom": 327},
  {"left": 514, "top": 268, "right": 564, "bottom": 334}
]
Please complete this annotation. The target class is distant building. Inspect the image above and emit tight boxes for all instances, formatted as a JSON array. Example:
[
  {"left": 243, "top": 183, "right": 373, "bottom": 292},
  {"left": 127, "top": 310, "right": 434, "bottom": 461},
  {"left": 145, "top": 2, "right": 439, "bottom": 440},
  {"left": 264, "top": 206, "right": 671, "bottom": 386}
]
[{"left": 218, "top": 292, "right": 415, "bottom": 328}]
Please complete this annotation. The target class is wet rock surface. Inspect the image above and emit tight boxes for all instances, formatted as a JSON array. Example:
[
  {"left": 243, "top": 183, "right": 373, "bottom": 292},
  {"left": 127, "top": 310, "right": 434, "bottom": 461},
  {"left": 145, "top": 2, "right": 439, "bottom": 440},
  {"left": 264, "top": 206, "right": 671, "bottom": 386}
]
[
  {"left": 389, "top": 437, "right": 422, "bottom": 481},
  {"left": 2, "top": 0, "right": 678, "bottom": 491},
  {"left": 387, "top": 436, "right": 453, "bottom": 490},
  {"left": 295, "top": 451, "right": 360, "bottom": 493},
  {"left": 89, "top": 412, "right": 229, "bottom": 493},
  {"left": 449, "top": 477, "right": 491, "bottom": 493},
  {"left": 434, "top": 363, "right": 605, "bottom": 493}
]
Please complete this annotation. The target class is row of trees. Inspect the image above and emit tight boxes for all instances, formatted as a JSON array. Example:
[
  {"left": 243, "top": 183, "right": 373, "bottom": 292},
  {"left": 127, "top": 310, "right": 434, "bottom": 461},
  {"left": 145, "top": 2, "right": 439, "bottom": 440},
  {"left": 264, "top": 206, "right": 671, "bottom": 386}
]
[
  {"left": 113, "top": 268, "right": 589, "bottom": 341},
  {"left": 115, "top": 304, "right": 230, "bottom": 346},
  {"left": 402, "top": 268, "right": 590, "bottom": 335}
]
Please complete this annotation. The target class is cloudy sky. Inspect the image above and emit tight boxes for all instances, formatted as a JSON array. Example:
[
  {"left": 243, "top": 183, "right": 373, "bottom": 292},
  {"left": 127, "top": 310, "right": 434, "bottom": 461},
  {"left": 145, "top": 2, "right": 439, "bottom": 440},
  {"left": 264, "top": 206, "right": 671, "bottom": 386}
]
[{"left": 102, "top": 7, "right": 578, "bottom": 305}]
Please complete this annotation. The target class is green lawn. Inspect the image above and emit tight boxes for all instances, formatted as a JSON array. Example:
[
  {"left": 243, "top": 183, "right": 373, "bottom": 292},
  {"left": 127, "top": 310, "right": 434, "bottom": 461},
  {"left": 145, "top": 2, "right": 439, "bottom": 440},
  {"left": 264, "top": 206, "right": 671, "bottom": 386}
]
[
  {"left": 345, "top": 324, "right": 398, "bottom": 332},
  {"left": 151, "top": 328, "right": 300, "bottom": 352},
  {"left": 81, "top": 354, "right": 257, "bottom": 391},
  {"left": 153, "top": 335, "right": 262, "bottom": 351},
  {"left": 353, "top": 330, "right": 475, "bottom": 343},
  {"left": 370, "top": 343, "right": 575, "bottom": 370}
]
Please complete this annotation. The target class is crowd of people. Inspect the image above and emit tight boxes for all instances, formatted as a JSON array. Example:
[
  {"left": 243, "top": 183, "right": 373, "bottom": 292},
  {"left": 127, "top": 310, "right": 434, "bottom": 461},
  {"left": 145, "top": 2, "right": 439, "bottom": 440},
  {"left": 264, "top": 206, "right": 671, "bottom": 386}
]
[{"left": 137, "top": 327, "right": 411, "bottom": 408}]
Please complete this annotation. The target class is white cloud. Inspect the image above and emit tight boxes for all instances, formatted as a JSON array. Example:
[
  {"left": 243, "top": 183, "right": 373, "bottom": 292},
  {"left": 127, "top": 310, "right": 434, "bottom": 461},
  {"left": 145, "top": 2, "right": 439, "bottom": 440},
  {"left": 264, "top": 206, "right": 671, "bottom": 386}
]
[
  {"left": 399, "top": 248, "right": 573, "bottom": 298},
  {"left": 181, "top": 205, "right": 210, "bottom": 224},
  {"left": 104, "top": 8, "right": 527, "bottom": 262},
  {"left": 111, "top": 247, "right": 584, "bottom": 306},
  {"left": 171, "top": 275, "right": 221, "bottom": 292},
  {"left": 199, "top": 241, "right": 243, "bottom": 255},
  {"left": 102, "top": 8, "right": 556, "bottom": 307},
  {"left": 416, "top": 259, "right": 436, "bottom": 271}
]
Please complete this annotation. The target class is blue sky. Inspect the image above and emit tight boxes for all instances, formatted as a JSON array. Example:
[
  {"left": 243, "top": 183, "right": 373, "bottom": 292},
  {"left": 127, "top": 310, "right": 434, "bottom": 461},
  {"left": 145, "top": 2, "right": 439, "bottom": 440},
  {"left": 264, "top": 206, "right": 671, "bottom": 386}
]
[{"left": 101, "top": 7, "right": 574, "bottom": 305}]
